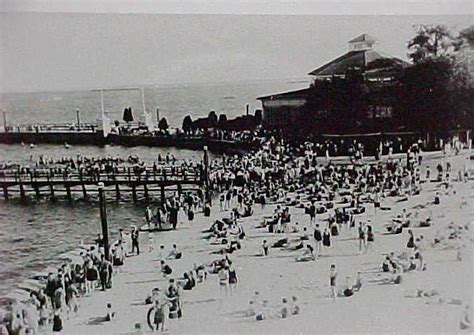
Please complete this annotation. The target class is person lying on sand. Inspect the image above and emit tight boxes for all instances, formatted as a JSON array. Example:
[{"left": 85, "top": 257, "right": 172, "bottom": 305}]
[
  {"left": 460, "top": 304, "right": 471, "bottom": 330},
  {"left": 295, "top": 244, "right": 315, "bottom": 262}
]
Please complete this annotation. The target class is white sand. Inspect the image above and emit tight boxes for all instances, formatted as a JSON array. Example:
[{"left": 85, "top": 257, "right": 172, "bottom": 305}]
[{"left": 58, "top": 153, "right": 473, "bottom": 334}]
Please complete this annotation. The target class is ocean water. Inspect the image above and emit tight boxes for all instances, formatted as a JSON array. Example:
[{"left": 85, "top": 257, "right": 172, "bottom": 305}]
[
  {"left": 0, "top": 79, "right": 308, "bottom": 297},
  {"left": 0, "top": 79, "right": 308, "bottom": 128}
]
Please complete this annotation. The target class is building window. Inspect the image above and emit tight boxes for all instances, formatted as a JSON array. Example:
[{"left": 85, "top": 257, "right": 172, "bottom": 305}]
[{"left": 368, "top": 105, "right": 393, "bottom": 118}]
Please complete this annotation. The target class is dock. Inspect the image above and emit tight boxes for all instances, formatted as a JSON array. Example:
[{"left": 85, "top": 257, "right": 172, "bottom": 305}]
[
  {"left": 0, "top": 119, "right": 260, "bottom": 153},
  {"left": 0, "top": 165, "right": 205, "bottom": 203}
]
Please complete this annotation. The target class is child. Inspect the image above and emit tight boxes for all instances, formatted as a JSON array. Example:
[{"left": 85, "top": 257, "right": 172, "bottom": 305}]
[
  {"left": 148, "top": 233, "right": 154, "bottom": 253},
  {"left": 280, "top": 298, "right": 289, "bottom": 319},
  {"left": 105, "top": 303, "right": 116, "bottom": 321},
  {"left": 262, "top": 240, "right": 269, "bottom": 256}
]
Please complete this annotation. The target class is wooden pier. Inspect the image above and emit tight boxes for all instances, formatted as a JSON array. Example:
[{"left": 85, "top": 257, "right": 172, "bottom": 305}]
[{"left": 0, "top": 166, "right": 205, "bottom": 203}]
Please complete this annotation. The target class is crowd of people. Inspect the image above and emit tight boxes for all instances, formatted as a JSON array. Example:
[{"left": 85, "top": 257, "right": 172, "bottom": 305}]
[{"left": 1, "top": 134, "right": 472, "bottom": 333}]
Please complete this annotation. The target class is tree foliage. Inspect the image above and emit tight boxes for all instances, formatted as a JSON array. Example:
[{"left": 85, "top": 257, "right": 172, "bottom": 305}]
[
  {"left": 400, "top": 25, "right": 473, "bottom": 133},
  {"left": 208, "top": 111, "right": 218, "bottom": 127},
  {"left": 218, "top": 114, "right": 227, "bottom": 127},
  {"left": 407, "top": 25, "right": 464, "bottom": 64},
  {"left": 158, "top": 117, "right": 169, "bottom": 132},
  {"left": 182, "top": 115, "right": 193, "bottom": 134}
]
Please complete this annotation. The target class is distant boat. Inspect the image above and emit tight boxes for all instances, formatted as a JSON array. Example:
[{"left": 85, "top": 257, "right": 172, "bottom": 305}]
[{"left": 222, "top": 96, "right": 235, "bottom": 100}]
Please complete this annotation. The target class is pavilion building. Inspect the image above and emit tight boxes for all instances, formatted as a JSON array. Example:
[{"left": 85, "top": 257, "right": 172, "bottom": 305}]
[{"left": 258, "top": 34, "right": 409, "bottom": 130}]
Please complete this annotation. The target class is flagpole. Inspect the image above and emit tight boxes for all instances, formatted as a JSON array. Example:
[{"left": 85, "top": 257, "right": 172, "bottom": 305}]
[{"left": 141, "top": 88, "right": 146, "bottom": 116}]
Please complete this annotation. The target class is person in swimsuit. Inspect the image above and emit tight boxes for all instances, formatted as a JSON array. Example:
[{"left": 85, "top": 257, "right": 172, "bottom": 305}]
[
  {"left": 262, "top": 239, "right": 269, "bottom": 256},
  {"left": 228, "top": 266, "right": 238, "bottom": 295},
  {"left": 323, "top": 228, "right": 331, "bottom": 248},
  {"left": 343, "top": 276, "right": 354, "bottom": 297},
  {"left": 290, "top": 296, "right": 300, "bottom": 315},
  {"left": 358, "top": 223, "right": 367, "bottom": 252},
  {"left": 218, "top": 266, "right": 229, "bottom": 296},
  {"left": 406, "top": 230, "right": 415, "bottom": 248},
  {"left": 280, "top": 298, "right": 289, "bottom": 319},
  {"left": 314, "top": 224, "right": 322, "bottom": 253},
  {"left": 460, "top": 304, "right": 471, "bottom": 330},
  {"left": 329, "top": 264, "right": 337, "bottom": 302}
]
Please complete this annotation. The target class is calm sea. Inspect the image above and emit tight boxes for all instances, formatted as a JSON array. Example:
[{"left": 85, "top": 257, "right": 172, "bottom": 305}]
[{"left": 0, "top": 79, "right": 308, "bottom": 297}]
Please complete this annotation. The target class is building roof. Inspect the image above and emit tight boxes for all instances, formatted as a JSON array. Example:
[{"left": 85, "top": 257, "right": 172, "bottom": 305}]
[
  {"left": 348, "top": 33, "right": 376, "bottom": 43},
  {"left": 308, "top": 49, "right": 408, "bottom": 77},
  {"left": 257, "top": 88, "right": 311, "bottom": 101}
]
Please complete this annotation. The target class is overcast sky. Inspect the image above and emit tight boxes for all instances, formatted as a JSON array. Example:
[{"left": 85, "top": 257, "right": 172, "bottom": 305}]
[{"left": 0, "top": 11, "right": 472, "bottom": 93}]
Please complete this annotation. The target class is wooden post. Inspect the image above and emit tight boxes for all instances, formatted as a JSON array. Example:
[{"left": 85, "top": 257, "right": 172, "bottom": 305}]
[
  {"left": 49, "top": 181, "right": 55, "bottom": 202},
  {"left": 3, "top": 186, "right": 8, "bottom": 200},
  {"left": 203, "top": 145, "right": 211, "bottom": 205},
  {"left": 132, "top": 183, "right": 137, "bottom": 203},
  {"left": 160, "top": 184, "right": 165, "bottom": 204},
  {"left": 79, "top": 169, "right": 87, "bottom": 199},
  {"left": 115, "top": 181, "right": 120, "bottom": 201},
  {"left": 144, "top": 171, "right": 149, "bottom": 201},
  {"left": 33, "top": 184, "right": 40, "bottom": 200},
  {"left": 19, "top": 175, "right": 26, "bottom": 201},
  {"left": 66, "top": 183, "right": 72, "bottom": 202}
]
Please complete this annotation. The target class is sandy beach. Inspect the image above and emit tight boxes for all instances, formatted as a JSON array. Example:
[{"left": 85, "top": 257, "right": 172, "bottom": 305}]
[{"left": 41, "top": 152, "right": 473, "bottom": 335}]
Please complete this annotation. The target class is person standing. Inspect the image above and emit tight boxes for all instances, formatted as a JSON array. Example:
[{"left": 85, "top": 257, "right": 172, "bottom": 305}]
[
  {"left": 329, "top": 264, "right": 337, "bottom": 302},
  {"left": 228, "top": 266, "right": 238, "bottom": 295},
  {"left": 314, "top": 224, "right": 322, "bottom": 253},
  {"left": 131, "top": 226, "right": 140, "bottom": 255}
]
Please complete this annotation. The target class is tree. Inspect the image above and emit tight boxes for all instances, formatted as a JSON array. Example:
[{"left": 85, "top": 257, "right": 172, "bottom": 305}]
[
  {"left": 459, "top": 26, "right": 474, "bottom": 47},
  {"left": 408, "top": 25, "right": 463, "bottom": 64},
  {"left": 182, "top": 115, "right": 193, "bottom": 134},
  {"left": 218, "top": 114, "right": 227, "bottom": 128},
  {"left": 208, "top": 111, "right": 218, "bottom": 127},
  {"left": 158, "top": 117, "right": 169, "bottom": 133},
  {"left": 399, "top": 25, "right": 474, "bottom": 134}
]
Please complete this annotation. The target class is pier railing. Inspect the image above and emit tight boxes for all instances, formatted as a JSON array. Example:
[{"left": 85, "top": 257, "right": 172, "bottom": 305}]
[{"left": 0, "top": 166, "right": 204, "bottom": 203}]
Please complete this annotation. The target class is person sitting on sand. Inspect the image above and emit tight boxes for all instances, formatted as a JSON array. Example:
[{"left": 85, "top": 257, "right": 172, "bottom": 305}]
[
  {"left": 296, "top": 244, "right": 315, "bottom": 262},
  {"left": 343, "top": 276, "right": 354, "bottom": 297},
  {"left": 392, "top": 263, "right": 404, "bottom": 284},
  {"left": 245, "top": 301, "right": 256, "bottom": 317},
  {"left": 160, "top": 260, "right": 173, "bottom": 277},
  {"left": 256, "top": 300, "right": 269, "bottom": 321},
  {"left": 289, "top": 296, "right": 300, "bottom": 315},
  {"left": 218, "top": 266, "right": 229, "bottom": 296},
  {"left": 382, "top": 256, "right": 393, "bottom": 272},
  {"left": 353, "top": 272, "right": 363, "bottom": 292},
  {"left": 167, "top": 244, "right": 182, "bottom": 260}
]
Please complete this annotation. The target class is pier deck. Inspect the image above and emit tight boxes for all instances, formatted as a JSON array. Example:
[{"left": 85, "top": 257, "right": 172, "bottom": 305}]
[{"left": 0, "top": 166, "right": 205, "bottom": 203}]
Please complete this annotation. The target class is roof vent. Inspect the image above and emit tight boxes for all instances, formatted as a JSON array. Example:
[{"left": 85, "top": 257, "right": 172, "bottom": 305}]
[{"left": 348, "top": 34, "right": 376, "bottom": 51}]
